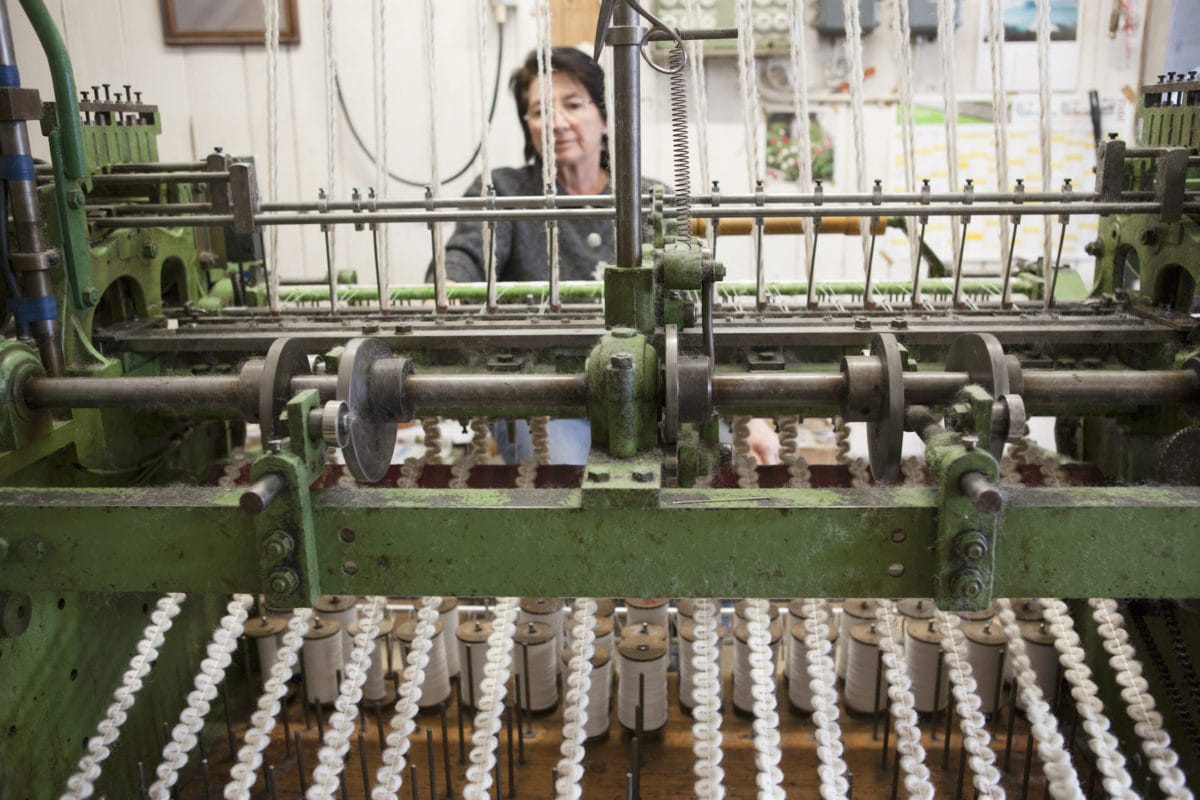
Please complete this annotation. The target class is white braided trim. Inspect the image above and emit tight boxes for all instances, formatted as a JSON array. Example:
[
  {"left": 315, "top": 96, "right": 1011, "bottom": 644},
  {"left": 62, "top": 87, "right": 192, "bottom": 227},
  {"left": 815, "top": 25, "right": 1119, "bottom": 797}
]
[
  {"left": 463, "top": 598, "right": 520, "bottom": 800},
  {"left": 874, "top": 601, "right": 933, "bottom": 800},
  {"left": 554, "top": 598, "right": 597, "bottom": 800}
]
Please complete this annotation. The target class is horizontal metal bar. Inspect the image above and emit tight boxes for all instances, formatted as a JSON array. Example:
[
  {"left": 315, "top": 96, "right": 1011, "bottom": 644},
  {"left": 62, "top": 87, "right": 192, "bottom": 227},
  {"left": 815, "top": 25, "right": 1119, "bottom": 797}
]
[
  {"left": 89, "top": 201, "right": 1193, "bottom": 230},
  {"left": 89, "top": 171, "right": 228, "bottom": 185},
  {"left": 0, "top": 484, "right": 1196, "bottom": 598}
]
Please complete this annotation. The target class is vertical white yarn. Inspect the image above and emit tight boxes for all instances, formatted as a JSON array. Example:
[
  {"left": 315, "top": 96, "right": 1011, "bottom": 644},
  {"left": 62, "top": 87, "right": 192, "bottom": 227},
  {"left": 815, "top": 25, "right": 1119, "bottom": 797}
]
[
  {"left": 149, "top": 594, "right": 254, "bottom": 800},
  {"left": 995, "top": 598, "right": 1083, "bottom": 800},
  {"left": 734, "top": 0, "right": 763, "bottom": 188},
  {"left": 936, "top": 0, "right": 962, "bottom": 295},
  {"left": 262, "top": 0, "right": 280, "bottom": 314},
  {"left": 684, "top": 0, "right": 712, "bottom": 197},
  {"left": 746, "top": 599, "right": 785, "bottom": 799},
  {"left": 888, "top": 0, "right": 920, "bottom": 300},
  {"left": 309, "top": 596, "right": 387, "bottom": 798},
  {"left": 802, "top": 599, "right": 849, "bottom": 800},
  {"left": 422, "top": 0, "right": 446, "bottom": 310},
  {"left": 874, "top": 602, "right": 934, "bottom": 800},
  {"left": 475, "top": 0, "right": 497, "bottom": 287},
  {"left": 1089, "top": 599, "right": 1193, "bottom": 800},
  {"left": 1043, "top": 600, "right": 1137, "bottom": 800},
  {"left": 787, "top": 0, "right": 814, "bottom": 271},
  {"left": 62, "top": 594, "right": 186, "bottom": 800},
  {"left": 371, "top": 0, "right": 389, "bottom": 307},
  {"left": 322, "top": 0, "right": 336, "bottom": 202},
  {"left": 554, "top": 598, "right": 597, "bottom": 800},
  {"left": 933, "top": 611, "right": 1004, "bottom": 800},
  {"left": 840, "top": 0, "right": 871, "bottom": 297},
  {"left": 987, "top": 0, "right": 1013, "bottom": 304},
  {"left": 1035, "top": 0, "right": 1054, "bottom": 288},
  {"left": 371, "top": 596, "right": 443, "bottom": 800},
  {"left": 691, "top": 599, "right": 726, "bottom": 800},
  {"left": 225, "top": 608, "right": 313, "bottom": 800},
  {"left": 462, "top": 597, "right": 519, "bottom": 800},
  {"left": 534, "top": 0, "right": 560, "bottom": 290}
]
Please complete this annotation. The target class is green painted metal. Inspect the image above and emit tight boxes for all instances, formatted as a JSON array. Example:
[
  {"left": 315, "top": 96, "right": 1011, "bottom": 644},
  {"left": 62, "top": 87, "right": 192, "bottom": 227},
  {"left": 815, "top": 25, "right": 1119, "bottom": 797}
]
[
  {"left": 18, "top": 0, "right": 87, "bottom": 180},
  {"left": 586, "top": 332, "right": 659, "bottom": 456},
  {"left": 1, "top": 483, "right": 1198, "bottom": 598},
  {"left": 0, "top": 590, "right": 239, "bottom": 799}
]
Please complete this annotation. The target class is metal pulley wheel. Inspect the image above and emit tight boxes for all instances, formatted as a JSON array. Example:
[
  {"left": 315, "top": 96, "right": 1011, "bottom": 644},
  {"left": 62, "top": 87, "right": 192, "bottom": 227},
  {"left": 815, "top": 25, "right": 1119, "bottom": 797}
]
[
  {"left": 662, "top": 324, "right": 713, "bottom": 445},
  {"left": 865, "top": 333, "right": 905, "bottom": 482},
  {"left": 259, "top": 338, "right": 312, "bottom": 442},
  {"left": 338, "top": 338, "right": 395, "bottom": 483},
  {"left": 946, "top": 332, "right": 1012, "bottom": 460}
]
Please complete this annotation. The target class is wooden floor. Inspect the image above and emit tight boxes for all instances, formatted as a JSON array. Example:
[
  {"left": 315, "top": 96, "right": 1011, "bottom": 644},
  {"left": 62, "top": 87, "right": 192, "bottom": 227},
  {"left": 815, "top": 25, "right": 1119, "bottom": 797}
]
[{"left": 176, "top": 667, "right": 1087, "bottom": 800}]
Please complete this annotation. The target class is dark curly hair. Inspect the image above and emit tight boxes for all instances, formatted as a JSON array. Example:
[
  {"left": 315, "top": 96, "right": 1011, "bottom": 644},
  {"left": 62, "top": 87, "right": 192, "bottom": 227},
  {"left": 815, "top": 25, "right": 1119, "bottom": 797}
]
[{"left": 510, "top": 47, "right": 608, "bottom": 172}]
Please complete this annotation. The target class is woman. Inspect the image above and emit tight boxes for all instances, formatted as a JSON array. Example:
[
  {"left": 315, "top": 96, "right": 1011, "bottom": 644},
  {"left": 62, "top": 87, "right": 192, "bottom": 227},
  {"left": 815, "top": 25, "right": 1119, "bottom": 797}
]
[{"left": 440, "top": 46, "right": 640, "bottom": 283}]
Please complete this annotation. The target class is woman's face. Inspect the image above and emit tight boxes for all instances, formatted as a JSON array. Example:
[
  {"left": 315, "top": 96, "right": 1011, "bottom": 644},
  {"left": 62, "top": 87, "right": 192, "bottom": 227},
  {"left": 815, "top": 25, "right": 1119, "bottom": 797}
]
[{"left": 525, "top": 73, "right": 605, "bottom": 172}]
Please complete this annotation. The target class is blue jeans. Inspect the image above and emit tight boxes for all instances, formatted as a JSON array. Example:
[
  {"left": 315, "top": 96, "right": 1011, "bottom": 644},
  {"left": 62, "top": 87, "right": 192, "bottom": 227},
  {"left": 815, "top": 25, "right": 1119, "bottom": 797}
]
[{"left": 491, "top": 419, "right": 591, "bottom": 465}]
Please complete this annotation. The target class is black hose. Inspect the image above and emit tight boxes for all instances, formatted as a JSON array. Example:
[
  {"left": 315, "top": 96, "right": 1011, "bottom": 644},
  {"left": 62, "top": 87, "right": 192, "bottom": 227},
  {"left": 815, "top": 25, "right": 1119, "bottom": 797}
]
[
  {"left": 0, "top": 180, "right": 28, "bottom": 337},
  {"left": 335, "top": 20, "right": 506, "bottom": 189}
]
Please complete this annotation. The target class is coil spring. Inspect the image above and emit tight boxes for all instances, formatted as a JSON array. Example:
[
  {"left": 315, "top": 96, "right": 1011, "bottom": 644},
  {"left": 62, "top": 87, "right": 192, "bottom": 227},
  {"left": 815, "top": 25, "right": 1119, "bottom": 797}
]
[
  {"left": 668, "top": 43, "right": 691, "bottom": 237},
  {"left": 422, "top": 418, "right": 442, "bottom": 465},
  {"left": 732, "top": 416, "right": 759, "bottom": 489},
  {"left": 531, "top": 417, "right": 550, "bottom": 465},
  {"left": 555, "top": 599, "right": 597, "bottom": 800},
  {"left": 468, "top": 417, "right": 490, "bottom": 461},
  {"left": 833, "top": 416, "right": 851, "bottom": 464},
  {"left": 396, "top": 457, "right": 423, "bottom": 489}
]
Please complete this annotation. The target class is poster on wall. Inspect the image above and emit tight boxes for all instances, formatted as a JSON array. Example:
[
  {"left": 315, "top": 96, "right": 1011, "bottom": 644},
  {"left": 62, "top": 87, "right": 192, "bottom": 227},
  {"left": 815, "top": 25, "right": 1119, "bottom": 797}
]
[
  {"left": 974, "top": 0, "right": 1080, "bottom": 92},
  {"left": 764, "top": 110, "right": 836, "bottom": 187}
]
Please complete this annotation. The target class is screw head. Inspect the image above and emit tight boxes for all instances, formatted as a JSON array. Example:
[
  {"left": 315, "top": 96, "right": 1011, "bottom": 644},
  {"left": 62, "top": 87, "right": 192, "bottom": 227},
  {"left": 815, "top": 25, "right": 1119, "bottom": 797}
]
[
  {"left": 83, "top": 285, "right": 102, "bottom": 306},
  {"left": 67, "top": 190, "right": 85, "bottom": 209},
  {"left": 610, "top": 352, "right": 634, "bottom": 370},
  {"left": 267, "top": 568, "right": 299, "bottom": 595},
  {"left": 950, "top": 569, "right": 985, "bottom": 600},
  {"left": 955, "top": 530, "right": 989, "bottom": 561}
]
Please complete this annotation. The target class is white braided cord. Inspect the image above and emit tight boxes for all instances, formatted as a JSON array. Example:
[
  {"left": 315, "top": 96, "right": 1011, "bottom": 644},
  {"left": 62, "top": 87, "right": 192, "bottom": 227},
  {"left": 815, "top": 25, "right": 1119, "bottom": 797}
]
[
  {"left": 874, "top": 601, "right": 934, "bottom": 800},
  {"left": 803, "top": 599, "right": 849, "bottom": 800},
  {"left": 692, "top": 598, "right": 726, "bottom": 799},
  {"left": 747, "top": 599, "right": 785, "bottom": 798},
  {"left": 933, "top": 611, "right": 1004, "bottom": 800},
  {"left": 225, "top": 608, "right": 313, "bottom": 799},
  {"left": 554, "top": 598, "right": 597, "bottom": 800},
  {"left": 149, "top": 594, "right": 254, "bottom": 799},
  {"left": 62, "top": 594, "right": 187, "bottom": 800},
  {"left": 463, "top": 597, "right": 520, "bottom": 800},
  {"left": 371, "top": 596, "right": 442, "bottom": 799}
]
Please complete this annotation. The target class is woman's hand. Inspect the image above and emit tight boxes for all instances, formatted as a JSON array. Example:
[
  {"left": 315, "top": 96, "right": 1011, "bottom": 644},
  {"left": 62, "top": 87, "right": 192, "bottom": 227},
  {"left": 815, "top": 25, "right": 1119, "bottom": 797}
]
[{"left": 746, "top": 418, "right": 781, "bottom": 465}]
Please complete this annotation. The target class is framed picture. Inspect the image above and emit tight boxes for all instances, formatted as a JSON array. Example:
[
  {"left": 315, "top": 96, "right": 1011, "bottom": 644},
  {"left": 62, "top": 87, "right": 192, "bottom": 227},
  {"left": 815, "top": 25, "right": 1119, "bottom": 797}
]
[{"left": 160, "top": 0, "right": 300, "bottom": 46}]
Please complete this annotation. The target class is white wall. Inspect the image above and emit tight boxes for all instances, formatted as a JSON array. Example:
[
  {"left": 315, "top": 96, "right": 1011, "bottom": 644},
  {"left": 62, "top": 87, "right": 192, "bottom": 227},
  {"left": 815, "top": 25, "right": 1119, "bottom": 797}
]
[{"left": 8, "top": 0, "right": 1167, "bottom": 287}]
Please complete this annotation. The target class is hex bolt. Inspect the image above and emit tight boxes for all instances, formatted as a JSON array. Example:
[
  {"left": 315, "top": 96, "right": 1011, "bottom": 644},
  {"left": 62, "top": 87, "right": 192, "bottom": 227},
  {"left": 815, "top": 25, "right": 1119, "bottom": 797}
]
[
  {"left": 950, "top": 569, "right": 985, "bottom": 600},
  {"left": 1084, "top": 239, "right": 1104, "bottom": 257},
  {"left": 268, "top": 568, "right": 300, "bottom": 595},
  {"left": 262, "top": 530, "right": 295, "bottom": 562},
  {"left": 954, "top": 530, "right": 990, "bottom": 562},
  {"left": 961, "top": 435, "right": 978, "bottom": 451},
  {"left": 854, "top": 316, "right": 871, "bottom": 330},
  {"left": 890, "top": 317, "right": 908, "bottom": 330},
  {"left": 610, "top": 353, "right": 634, "bottom": 370},
  {"left": 631, "top": 471, "right": 655, "bottom": 483}
]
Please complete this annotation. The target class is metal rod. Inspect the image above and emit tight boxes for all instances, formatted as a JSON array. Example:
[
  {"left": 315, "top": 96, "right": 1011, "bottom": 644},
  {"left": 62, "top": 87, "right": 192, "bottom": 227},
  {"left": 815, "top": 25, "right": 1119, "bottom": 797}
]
[
  {"left": 1001, "top": 219, "right": 1021, "bottom": 309},
  {"left": 323, "top": 226, "right": 338, "bottom": 316},
  {"left": 1046, "top": 219, "right": 1069, "bottom": 310},
  {"left": 872, "top": 647, "right": 883, "bottom": 740},
  {"left": 952, "top": 216, "right": 970, "bottom": 309},
  {"left": 1020, "top": 721, "right": 1034, "bottom": 800},
  {"left": 612, "top": 0, "right": 642, "bottom": 268},
  {"left": 991, "top": 644, "right": 1006, "bottom": 729},
  {"left": 371, "top": 225, "right": 386, "bottom": 314},
  {"left": 358, "top": 731, "right": 370, "bottom": 800},
  {"left": 943, "top": 678, "right": 955, "bottom": 769},
  {"left": 440, "top": 704, "right": 453, "bottom": 798},
  {"left": 960, "top": 471, "right": 1003, "bottom": 514},
  {"left": 1004, "top": 680, "right": 1018, "bottom": 771},
  {"left": 296, "top": 731, "right": 308, "bottom": 795},
  {"left": 911, "top": 218, "right": 927, "bottom": 309},
  {"left": 220, "top": 678, "right": 236, "bottom": 757},
  {"left": 506, "top": 697, "right": 515, "bottom": 798},
  {"left": 411, "top": 764, "right": 419, "bottom": 800},
  {"left": 88, "top": 170, "right": 228, "bottom": 184},
  {"left": 456, "top": 679, "right": 466, "bottom": 765},
  {"left": 240, "top": 472, "right": 288, "bottom": 514},
  {"left": 630, "top": 736, "right": 640, "bottom": 800},
  {"left": 426, "top": 728, "right": 437, "bottom": 800},
  {"left": 514, "top": 674, "right": 525, "bottom": 764},
  {"left": 931, "top": 654, "right": 944, "bottom": 741},
  {"left": 522, "top": 645, "right": 533, "bottom": 734}
]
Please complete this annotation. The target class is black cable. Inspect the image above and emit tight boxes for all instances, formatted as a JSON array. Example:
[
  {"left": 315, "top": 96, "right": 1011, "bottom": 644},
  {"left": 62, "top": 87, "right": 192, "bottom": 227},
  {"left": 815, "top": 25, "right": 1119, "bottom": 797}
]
[{"left": 334, "top": 20, "right": 506, "bottom": 189}]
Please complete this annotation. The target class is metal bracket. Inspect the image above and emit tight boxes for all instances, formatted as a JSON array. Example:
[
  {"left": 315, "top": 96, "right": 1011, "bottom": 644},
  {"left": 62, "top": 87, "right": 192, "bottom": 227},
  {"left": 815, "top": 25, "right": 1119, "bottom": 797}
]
[{"left": 926, "top": 436, "right": 1001, "bottom": 611}]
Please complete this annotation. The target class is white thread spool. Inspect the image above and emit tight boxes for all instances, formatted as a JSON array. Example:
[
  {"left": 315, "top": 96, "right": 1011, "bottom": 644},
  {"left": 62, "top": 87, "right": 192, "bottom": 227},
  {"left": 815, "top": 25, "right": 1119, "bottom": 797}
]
[
  {"left": 520, "top": 598, "right": 565, "bottom": 672},
  {"left": 676, "top": 598, "right": 696, "bottom": 624},
  {"left": 264, "top": 604, "right": 301, "bottom": 674},
  {"left": 456, "top": 618, "right": 492, "bottom": 712},
  {"left": 561, "top": 644, "right": 613, "bottom": 742},
  {"left": 395, "top": 617, "right": 451, "bottom": 708},
  {"left": 593, "top": 598, "right": 616, "bottom": 620},
  {"left": 1019, "top": 620, "right": 1059, "bottom": 709},
  {"left": 315, "top": 594, "right": 359, "bottom": 670},
  {"left": 898, "top": 598, "right": 935, "bottom": 635},
  {"left": 787, "top": 620, "right": 836, "bottom": 714},
  {"left": 617, "top": 634, "right": 668, "bottom": 733},
  {"left": 244, "top": 616, "right": 285, "bottom": 685},
  {"left": 625, "top": 598, "right": 669, "bottom": 630},
  {"left": 349, "top": 615, "right": 394, "bottom": 703},
  {"left": 963, "top": 619, "right": 1008, "bottom": 714},
  {"left": 838, "top": 599, "right": 881, "bottom": 678},
  {"left": 571, "top": 614, "right": 615, "bottom": 656},
  {"left": 787, "top": 599, "right": 810, "bottom": 663},
  {"left": 732, "top": 618, "right": 783, "bottom": 715},
  {"left": 904, "top": 619, "right": 948, "bottom": 713},
  {"left": 678, "top": 618, "right": 728, "bottom": 712},
  {"left": 957, "top": 601, "right": 1000, "bottom": 622},
  {"left": 622, "top": 621, "right": 668, "bottom": 645},
  {"left": 844, "top": 622, "right": 888, "bottom": 714},
  {"left": 438, "top": 597, "right": 461, "bottom": 678},
  {"left": 514, "top": 621, "right": 559, "bottom": 712},
  {"left": 302, "top": 617, "right": 343, "bottom": 706}
]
